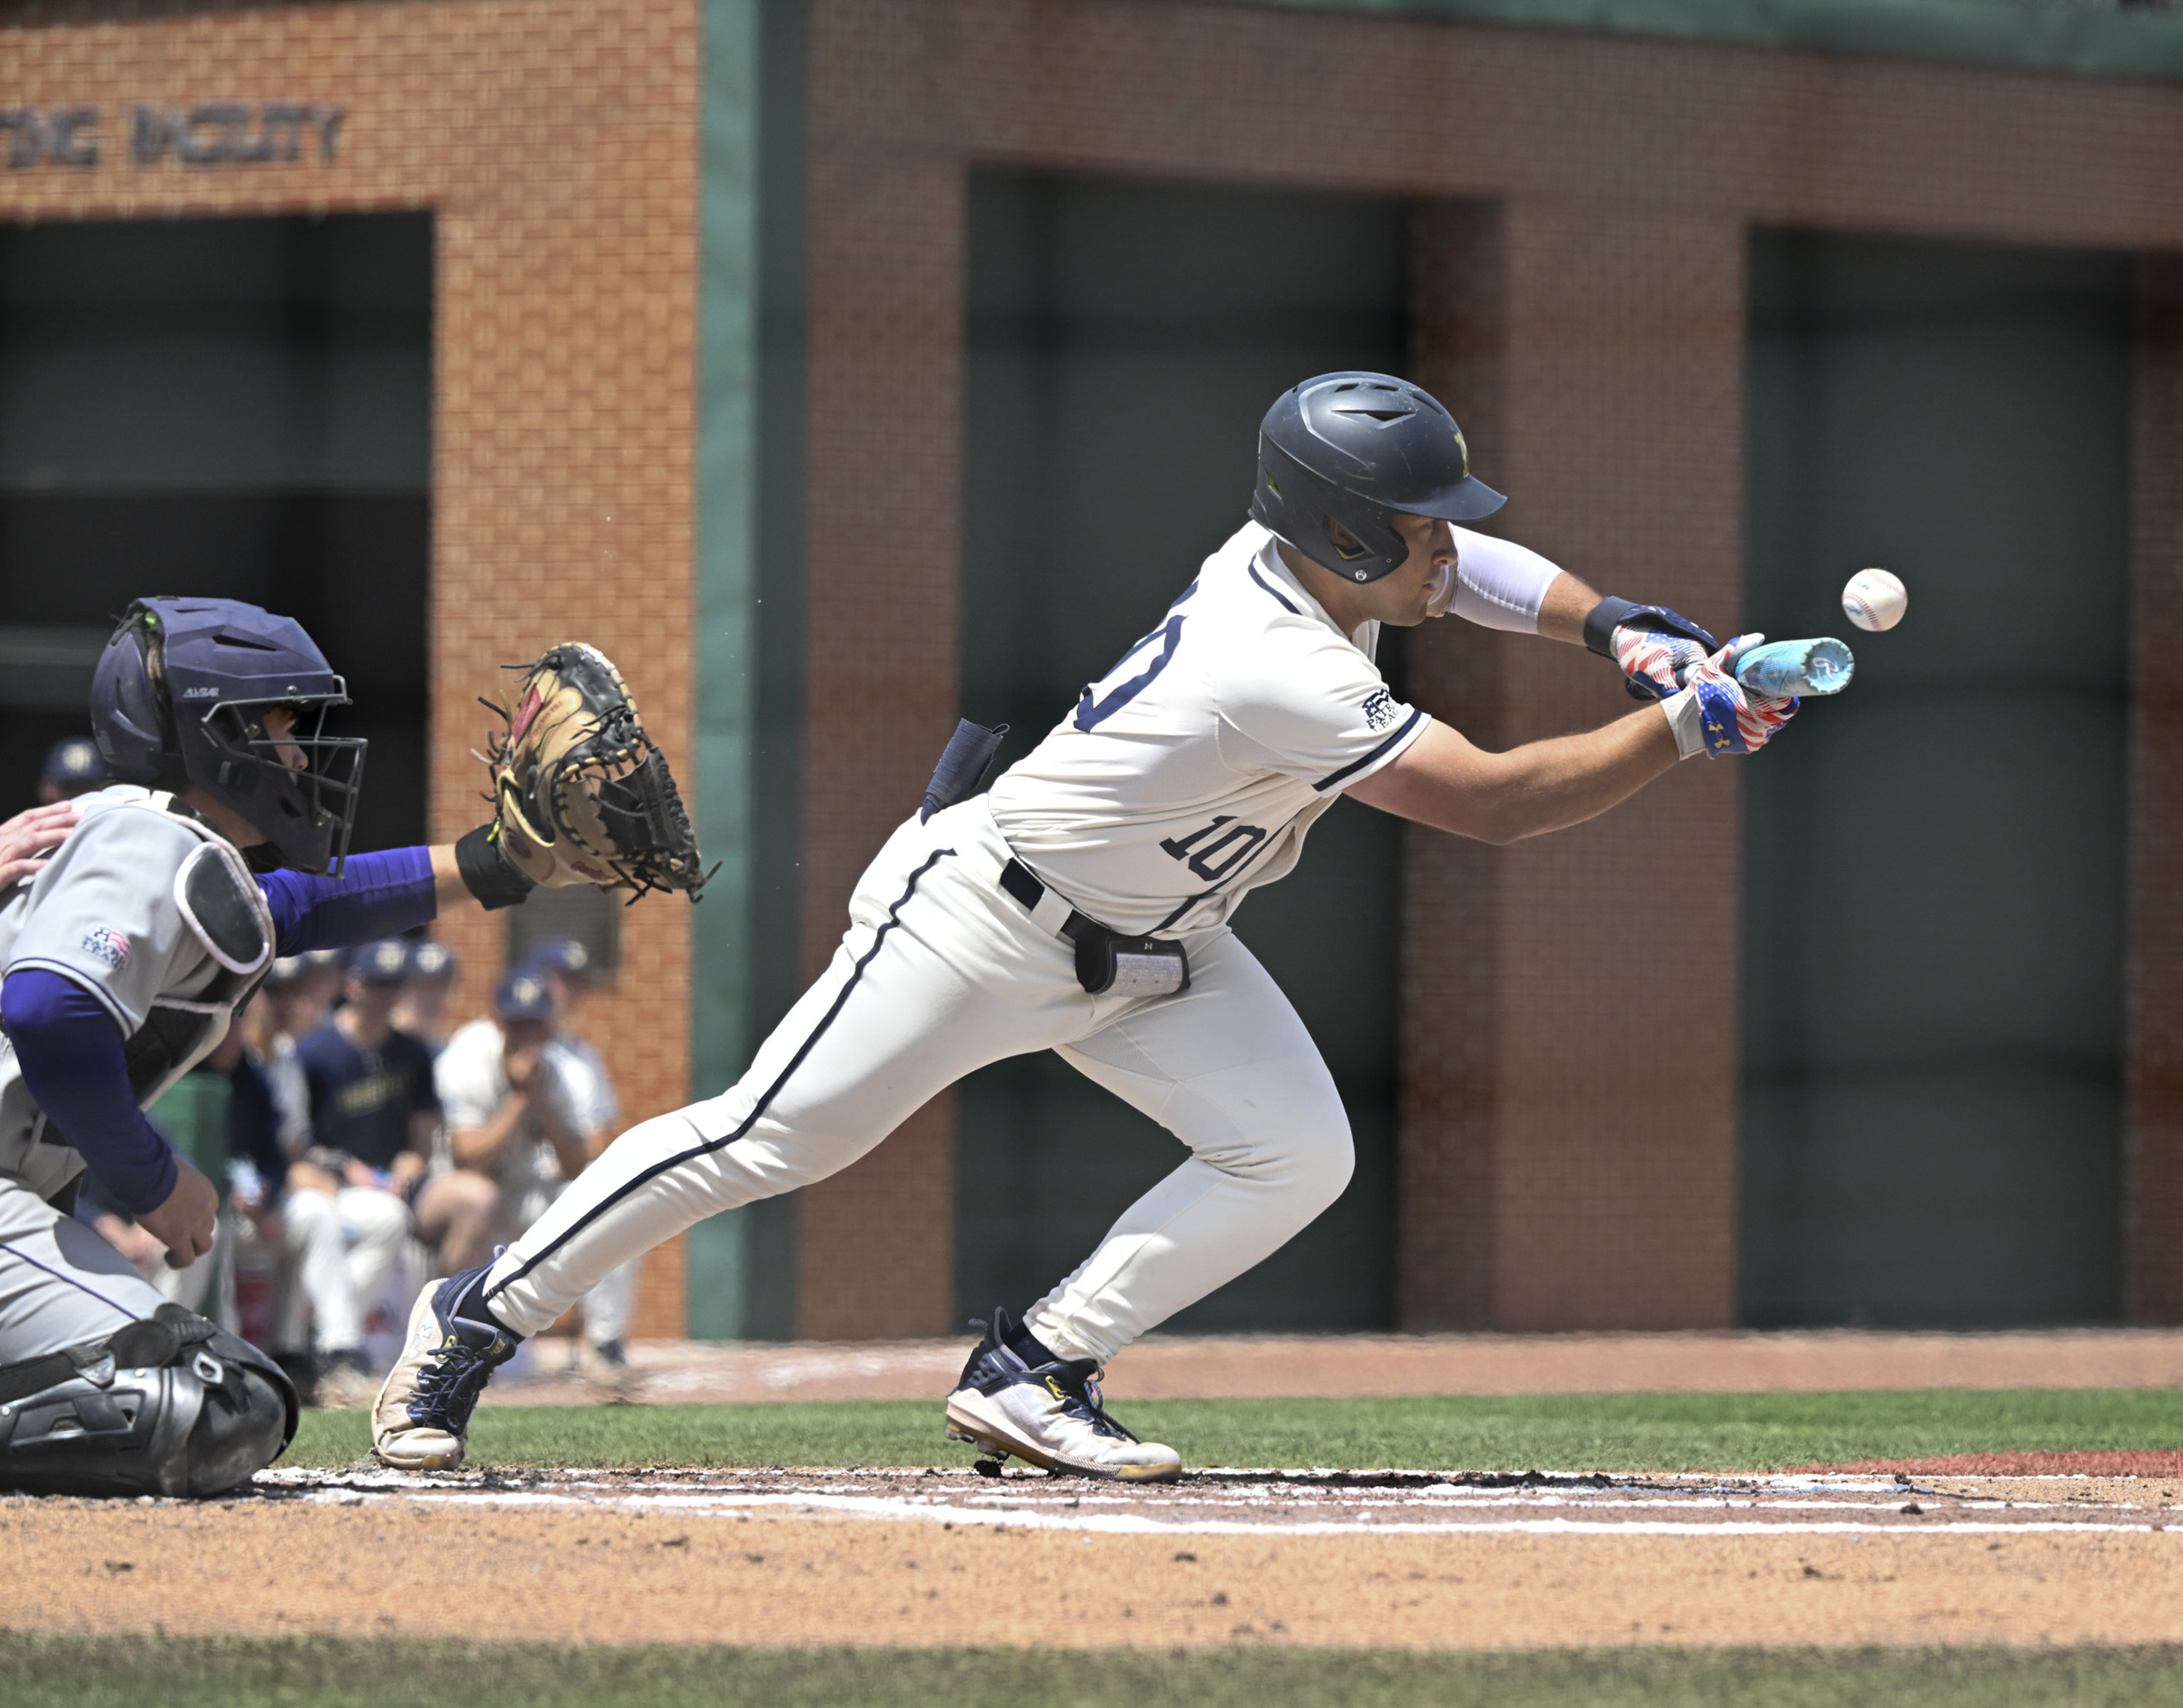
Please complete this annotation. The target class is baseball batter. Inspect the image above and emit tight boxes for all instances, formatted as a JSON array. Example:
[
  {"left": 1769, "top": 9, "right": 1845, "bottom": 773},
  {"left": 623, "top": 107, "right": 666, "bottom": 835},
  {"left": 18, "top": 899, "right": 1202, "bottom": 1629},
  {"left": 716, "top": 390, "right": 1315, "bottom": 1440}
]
[
  {"left": 0, "top": 600, "right": 697, "bottom": 1497},
  {"left": 373, "top": 371, "right": 1796, "bottom": 1480}
]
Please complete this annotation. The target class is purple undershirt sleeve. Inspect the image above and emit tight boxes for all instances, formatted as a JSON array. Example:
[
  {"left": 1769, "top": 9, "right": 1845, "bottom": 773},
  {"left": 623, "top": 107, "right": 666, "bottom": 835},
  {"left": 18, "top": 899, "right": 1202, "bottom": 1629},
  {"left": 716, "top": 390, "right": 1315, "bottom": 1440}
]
[
  {"left": 257, "top": 846, "right": 438, "bottom": 957},
  {"left": 1, "top": 969, "right": 177, "bottom": 1215}
]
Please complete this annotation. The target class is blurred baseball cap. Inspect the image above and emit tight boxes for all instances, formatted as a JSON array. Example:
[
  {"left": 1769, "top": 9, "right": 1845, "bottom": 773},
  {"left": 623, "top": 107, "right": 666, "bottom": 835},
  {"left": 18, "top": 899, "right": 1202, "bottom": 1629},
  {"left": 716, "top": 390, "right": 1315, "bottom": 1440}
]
[
  {"left": 524, "top": 938, "right": 592, "bottom": 980},
  {"left": 406, "top": 939, "right": 458, "bottom": 982},
  {"left": 349, "top": 939, "right": 411, "bottom": 985},
  {"left": 41, "top": 736, "right": 105, "bottom": 787},
  {"left": 495, "top": 968, "right": 555, "bottom": 1023},
  {"left": 264, "top": 955, "right": 308, "bottom": 988},
  {"left": 301, "top": 948, "right": 346, "bottom": 972}
]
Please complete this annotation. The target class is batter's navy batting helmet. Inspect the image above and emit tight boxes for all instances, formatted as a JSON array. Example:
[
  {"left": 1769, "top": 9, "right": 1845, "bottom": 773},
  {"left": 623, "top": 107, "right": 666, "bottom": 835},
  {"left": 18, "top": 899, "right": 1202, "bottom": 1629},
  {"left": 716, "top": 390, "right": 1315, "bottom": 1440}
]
[
  {"left": 1249, "top": 373, "right": 1504, "bottom": 584},
  {"left": 90, "top": 597, "right": 367, "bottom": 875}
]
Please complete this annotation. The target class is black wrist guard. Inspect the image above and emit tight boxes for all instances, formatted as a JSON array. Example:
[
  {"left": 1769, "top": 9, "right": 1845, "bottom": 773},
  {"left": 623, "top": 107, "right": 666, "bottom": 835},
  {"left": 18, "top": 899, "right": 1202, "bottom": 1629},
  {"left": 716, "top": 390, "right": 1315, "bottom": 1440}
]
[
  {"left": 455, "top": 823, "right": 536, "bottom": 911},
  {"left": 1582, "top": 595, "right": 1647, "bottom": 659}
]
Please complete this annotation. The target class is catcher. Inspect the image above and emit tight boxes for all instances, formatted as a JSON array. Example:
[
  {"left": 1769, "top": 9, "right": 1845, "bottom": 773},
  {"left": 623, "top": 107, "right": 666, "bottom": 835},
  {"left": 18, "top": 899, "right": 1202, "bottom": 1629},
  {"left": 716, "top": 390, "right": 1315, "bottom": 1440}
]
[{"left": 0, "top": 597, "right": 699, "bottom": 1497}]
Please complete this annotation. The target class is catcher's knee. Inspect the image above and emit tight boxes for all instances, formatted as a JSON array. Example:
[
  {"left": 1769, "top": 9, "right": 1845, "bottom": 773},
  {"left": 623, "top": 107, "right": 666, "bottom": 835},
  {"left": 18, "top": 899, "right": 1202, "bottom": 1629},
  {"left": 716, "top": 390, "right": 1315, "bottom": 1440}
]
[{"left": 0, "top": 1304, "right": 298, "bottom": 1498}]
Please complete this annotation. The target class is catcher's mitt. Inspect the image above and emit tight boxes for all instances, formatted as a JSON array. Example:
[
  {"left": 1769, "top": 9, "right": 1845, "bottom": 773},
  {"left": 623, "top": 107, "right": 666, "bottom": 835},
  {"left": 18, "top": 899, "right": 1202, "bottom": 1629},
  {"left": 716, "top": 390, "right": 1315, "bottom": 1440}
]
[{"left": 482, "top": 643, "right": 712, "bottom": 901}]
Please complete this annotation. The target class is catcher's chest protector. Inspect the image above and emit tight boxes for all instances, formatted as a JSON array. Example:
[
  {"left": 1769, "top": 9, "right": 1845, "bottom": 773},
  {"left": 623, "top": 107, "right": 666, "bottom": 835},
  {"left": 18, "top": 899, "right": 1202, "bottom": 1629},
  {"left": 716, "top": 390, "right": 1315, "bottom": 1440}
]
[{"left": 0, "top": 789, "right": 272, "bottom": 1203}]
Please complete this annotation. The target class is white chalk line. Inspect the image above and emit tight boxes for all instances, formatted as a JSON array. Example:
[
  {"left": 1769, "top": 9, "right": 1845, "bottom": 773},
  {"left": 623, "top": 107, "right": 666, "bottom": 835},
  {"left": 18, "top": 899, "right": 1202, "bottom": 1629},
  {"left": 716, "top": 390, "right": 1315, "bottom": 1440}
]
[{"left": 264, "top": 1482, "right": 2176, "bottom": 1538}]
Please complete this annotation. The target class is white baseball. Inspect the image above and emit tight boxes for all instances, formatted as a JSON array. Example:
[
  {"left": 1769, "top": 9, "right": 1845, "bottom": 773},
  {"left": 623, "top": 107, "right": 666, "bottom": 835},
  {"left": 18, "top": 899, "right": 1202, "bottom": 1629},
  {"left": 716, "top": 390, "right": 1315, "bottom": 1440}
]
[{"left": 1842, "top": 568, "right": 1906, "bottom": 633}]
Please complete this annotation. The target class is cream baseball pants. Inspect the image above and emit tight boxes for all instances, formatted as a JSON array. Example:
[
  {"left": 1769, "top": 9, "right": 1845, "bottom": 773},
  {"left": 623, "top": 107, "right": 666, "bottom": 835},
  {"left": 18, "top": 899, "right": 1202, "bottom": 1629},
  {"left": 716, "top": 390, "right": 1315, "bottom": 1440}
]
[{"left": 480, "top": 798, "right": 1355, "bottom": 1366}]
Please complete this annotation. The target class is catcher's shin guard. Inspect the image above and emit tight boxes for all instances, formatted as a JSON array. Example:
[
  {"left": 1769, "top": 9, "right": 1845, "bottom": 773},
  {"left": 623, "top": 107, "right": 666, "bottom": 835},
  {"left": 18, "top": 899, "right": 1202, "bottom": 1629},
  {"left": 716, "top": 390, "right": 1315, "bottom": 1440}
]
[{"left": 0, "top": 1304, "right": 298, "bottom": 1498}]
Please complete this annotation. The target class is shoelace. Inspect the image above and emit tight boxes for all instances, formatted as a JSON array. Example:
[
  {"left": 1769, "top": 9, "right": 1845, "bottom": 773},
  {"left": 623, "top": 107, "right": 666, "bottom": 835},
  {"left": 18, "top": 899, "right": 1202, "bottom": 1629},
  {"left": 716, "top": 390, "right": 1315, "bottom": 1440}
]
[
  {"left": 406, "top": 1334, "right": 504, "bottom": 1429},
  {"left": 1051, "top": 1364, "right": 1140, "bottom": 1444}
]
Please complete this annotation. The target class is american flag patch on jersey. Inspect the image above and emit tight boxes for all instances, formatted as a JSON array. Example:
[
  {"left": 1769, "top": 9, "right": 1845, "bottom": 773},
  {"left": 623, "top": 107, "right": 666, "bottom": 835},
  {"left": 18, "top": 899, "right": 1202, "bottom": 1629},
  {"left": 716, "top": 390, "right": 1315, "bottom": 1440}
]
[{"left": 80, "top": 926, "right": 130, "bottom": 969}]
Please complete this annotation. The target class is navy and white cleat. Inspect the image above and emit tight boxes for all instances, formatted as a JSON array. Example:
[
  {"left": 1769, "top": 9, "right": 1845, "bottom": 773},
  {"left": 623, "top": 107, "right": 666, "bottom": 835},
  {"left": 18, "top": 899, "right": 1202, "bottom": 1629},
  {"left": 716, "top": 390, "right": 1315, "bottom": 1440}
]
[
  {"left": 370, "top": 1267, "right": 519, "bottom": 1471},
  {"left": 943, "top": 1308, "right": 1181, "bottom": 1482}
]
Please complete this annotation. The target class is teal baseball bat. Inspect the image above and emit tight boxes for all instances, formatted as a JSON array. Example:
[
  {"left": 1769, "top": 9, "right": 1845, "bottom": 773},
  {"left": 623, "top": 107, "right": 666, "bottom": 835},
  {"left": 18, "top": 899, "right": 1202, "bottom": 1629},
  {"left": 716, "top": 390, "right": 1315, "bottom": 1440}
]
[{"left": 1734, "top": 636, "right": 1854, "bottom": 698}]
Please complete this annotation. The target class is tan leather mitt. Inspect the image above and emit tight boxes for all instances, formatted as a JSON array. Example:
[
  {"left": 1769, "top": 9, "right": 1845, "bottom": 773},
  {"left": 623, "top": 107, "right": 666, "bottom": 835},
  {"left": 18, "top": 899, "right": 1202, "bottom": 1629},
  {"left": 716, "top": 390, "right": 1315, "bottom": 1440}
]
[{"left": 482, "top": 643, "right": 711, "bottom": 899}]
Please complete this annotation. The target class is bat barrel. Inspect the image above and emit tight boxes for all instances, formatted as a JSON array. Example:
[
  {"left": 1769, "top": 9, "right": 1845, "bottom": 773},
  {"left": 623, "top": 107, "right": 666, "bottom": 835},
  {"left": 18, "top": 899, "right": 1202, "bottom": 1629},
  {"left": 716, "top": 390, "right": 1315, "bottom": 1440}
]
[{"left": 1734, "top": 637, "right": 1855, "bottom": 698}]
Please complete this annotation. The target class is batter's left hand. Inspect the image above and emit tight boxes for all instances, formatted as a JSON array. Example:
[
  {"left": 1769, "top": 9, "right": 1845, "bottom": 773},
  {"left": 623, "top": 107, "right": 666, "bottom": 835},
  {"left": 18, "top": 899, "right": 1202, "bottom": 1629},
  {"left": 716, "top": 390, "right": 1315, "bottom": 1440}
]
[{"left": 0, "top": 801, "right": 79, "bottom": 889}]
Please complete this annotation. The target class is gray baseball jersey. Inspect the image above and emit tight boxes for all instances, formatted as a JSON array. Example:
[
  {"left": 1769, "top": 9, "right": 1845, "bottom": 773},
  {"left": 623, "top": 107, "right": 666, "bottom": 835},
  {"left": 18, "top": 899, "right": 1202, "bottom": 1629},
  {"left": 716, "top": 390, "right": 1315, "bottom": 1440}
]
[{"left": 0, "top": 785, "right": 273, "bottom": 1203}]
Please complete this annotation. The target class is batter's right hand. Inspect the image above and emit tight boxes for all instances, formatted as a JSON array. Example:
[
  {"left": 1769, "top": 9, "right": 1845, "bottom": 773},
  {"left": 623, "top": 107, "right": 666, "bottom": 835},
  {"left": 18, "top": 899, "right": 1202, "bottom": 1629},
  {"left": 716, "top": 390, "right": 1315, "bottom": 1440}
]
[
  {"left": 137, "top": 1157, "right": 219, "bottom": 1271},
  {"left": 0, "top": 801, "right": 79, "bottom": 889},
  {"left": 1679, "top": 635, "right": 1798, "bottom": 758}
]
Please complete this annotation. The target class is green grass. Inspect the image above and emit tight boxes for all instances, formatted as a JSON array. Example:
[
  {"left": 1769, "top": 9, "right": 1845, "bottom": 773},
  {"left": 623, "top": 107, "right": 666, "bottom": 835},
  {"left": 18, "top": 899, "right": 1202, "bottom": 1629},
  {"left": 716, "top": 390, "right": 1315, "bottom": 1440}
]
[
  {"left": 10, "top": 1636, "right": 2183, "bottom": 1707},
  {"left": 286, "top": 1388, "right": 2183, "bottom": 1474}
]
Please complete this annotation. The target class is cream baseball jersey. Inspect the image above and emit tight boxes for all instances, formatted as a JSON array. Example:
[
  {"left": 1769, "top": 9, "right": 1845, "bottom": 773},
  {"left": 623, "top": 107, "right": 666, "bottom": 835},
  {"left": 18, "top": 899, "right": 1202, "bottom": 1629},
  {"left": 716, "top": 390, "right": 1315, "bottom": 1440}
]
[{"left": 987, "top": 521, "right": 1561, "bottom": 937}]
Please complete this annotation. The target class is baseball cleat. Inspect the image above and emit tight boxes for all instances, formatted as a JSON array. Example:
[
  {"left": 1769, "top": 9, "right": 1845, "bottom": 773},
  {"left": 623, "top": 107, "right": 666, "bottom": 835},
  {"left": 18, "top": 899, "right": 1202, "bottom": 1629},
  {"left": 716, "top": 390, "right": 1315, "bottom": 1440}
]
[
  {"left": 370, "top": 1267, "right": 518, "bottom": 1471},
  {"left": 942, "top": 1308, "right": 1181, "bottom": 1482}
]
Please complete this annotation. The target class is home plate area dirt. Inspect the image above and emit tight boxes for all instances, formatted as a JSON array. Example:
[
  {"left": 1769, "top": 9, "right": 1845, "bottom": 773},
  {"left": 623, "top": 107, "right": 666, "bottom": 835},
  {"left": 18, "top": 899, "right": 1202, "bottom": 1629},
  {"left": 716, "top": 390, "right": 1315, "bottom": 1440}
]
[{"left": 9, "top": 1462, "right": 2183, "bottom": 1650}]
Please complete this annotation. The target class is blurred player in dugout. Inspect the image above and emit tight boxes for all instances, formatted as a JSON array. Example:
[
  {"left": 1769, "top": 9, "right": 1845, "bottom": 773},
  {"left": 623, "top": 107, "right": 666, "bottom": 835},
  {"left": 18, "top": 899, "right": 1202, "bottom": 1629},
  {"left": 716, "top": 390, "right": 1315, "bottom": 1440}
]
[
  {"left": 436, "top": 940, "right": 637, "bottom": 1387},
  {"left": 36, "top": 736, "right": 107, "bottom": 805},
  {"left": 281, "top": 938, "right": 493, "bottom": 1403}
]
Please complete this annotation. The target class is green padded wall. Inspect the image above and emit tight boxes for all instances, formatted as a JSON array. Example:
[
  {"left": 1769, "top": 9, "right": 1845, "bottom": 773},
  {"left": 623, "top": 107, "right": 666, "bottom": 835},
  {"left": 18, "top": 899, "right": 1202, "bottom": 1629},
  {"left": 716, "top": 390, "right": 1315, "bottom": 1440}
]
[{"left": 1741, "top": 230, "right": 2131, "bottom": 1326}]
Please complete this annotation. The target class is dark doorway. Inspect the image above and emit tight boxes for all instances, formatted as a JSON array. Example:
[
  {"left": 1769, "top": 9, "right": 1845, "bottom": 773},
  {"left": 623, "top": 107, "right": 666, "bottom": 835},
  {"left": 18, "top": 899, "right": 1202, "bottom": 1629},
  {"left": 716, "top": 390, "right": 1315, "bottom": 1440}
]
[
  {"left": 957, "top": 171, "right": 1409, "bottom": 1332},
  {"left": 0, "top": 213, "right": 431, "bottom": 854},
  {"left": 1741, "top": 231, "right": 2131, "bottom": 1325}
]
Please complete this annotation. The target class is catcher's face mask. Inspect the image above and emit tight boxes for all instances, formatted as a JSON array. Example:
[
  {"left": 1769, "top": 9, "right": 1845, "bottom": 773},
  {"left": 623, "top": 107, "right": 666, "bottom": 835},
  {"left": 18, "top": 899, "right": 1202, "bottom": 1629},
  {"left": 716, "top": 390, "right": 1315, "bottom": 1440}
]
[{"left": 197, "top": 693, "right": 367, "bottom": 875}]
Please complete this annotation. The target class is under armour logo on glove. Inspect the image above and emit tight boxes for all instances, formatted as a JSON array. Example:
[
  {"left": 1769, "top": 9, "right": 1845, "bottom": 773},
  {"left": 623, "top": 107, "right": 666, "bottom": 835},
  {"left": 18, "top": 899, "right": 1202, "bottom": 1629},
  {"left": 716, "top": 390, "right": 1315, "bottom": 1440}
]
[{"left": 1685, "top": 635, "right": 1798, "bottom": 757}]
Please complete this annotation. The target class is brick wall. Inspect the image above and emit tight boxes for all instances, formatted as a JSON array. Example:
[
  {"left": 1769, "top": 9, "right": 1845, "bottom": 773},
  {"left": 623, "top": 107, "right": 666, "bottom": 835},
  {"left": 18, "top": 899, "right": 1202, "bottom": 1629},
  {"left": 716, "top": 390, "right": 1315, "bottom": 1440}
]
[
  {"left": 805, "top": 0, "right": 2183, "bottom": 1330},
  {"left": 0, "top": 0, "right": 702, "bottom": 1338},
  {"left": 792, "top": 58, "right": 965, "bottom": 1337}
]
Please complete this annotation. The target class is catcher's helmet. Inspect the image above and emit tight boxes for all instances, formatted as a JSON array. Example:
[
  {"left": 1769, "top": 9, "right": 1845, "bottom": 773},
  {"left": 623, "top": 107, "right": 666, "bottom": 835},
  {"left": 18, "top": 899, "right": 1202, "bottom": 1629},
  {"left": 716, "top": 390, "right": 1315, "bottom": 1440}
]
[
  {"left": 1249, "top": 372, "right": 1504, "bottom": 583},
  {"left": 90, "top": 597, "right": 366, "bottom": 875}
]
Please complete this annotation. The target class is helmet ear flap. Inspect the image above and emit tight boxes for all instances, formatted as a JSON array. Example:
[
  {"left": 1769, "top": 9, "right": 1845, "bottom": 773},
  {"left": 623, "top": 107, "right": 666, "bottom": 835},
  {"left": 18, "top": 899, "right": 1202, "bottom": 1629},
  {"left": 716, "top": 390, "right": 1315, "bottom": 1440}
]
[{"left": 90, "top": 606, "right": 180, "bottom": 785}]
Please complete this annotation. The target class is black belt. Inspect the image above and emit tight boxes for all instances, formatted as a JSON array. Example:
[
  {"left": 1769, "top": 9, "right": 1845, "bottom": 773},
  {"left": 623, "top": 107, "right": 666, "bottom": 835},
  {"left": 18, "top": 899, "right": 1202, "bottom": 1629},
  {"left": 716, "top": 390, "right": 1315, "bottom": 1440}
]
[
  {"left": 998, "top": 858, "right": 1190, "bottom": 998},
  {"left": 998, "top": 857, "right": 1099, "bottom": 942}
]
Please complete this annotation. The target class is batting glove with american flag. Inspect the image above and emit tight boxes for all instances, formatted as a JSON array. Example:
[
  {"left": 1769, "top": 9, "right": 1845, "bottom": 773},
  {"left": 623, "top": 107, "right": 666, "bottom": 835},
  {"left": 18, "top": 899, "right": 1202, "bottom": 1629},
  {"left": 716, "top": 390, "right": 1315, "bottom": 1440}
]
[
  {"left": 1609, "top": 606, "right": 1719, "bottom": 701},
  {"left": 1679, "top": 634, "right": 1798, "bottom": 758}
]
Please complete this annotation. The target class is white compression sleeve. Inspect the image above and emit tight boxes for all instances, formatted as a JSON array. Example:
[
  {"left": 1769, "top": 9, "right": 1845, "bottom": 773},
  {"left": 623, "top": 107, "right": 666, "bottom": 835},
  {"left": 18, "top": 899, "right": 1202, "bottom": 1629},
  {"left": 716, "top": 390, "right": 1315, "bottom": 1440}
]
[{"left": 1447, "top": 527, "right": 1564, "bottom": 634}]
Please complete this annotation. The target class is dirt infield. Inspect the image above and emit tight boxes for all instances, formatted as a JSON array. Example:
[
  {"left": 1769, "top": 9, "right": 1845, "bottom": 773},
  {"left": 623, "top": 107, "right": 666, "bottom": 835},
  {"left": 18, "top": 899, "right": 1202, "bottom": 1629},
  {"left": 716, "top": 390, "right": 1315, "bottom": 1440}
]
[
  {"left": 15, "top": 1329, "right": 2183, "bottom": 1654},
  {"left": 9, "top": 1464, "right": 2183, "bottom": 1651}
]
